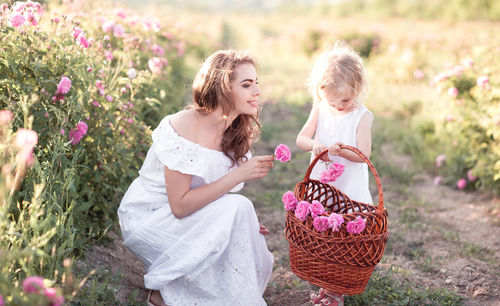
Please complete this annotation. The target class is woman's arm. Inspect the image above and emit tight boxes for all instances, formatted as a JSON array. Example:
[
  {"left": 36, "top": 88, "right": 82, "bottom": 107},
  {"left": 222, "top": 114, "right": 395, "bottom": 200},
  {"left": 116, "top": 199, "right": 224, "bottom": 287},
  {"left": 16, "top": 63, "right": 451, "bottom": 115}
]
[
  {"left": 165, "top": 155, "right": 274, "bottom": 219},
  {"left": 329, "top": 112, "right": 373, "bottom": 163}
]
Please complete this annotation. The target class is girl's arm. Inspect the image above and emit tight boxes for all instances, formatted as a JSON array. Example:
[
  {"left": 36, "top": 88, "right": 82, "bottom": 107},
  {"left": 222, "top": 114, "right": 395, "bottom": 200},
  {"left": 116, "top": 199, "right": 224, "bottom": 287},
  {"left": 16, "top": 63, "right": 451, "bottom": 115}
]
[
  {"left": 296, "top": 105, "right": 328, "bottom": 159},
  {"left": 329, "top": 112, "right": 373, "bottom": 163},
  {"left": 165, "top": 155, "right": 274, "bottom": 219}
]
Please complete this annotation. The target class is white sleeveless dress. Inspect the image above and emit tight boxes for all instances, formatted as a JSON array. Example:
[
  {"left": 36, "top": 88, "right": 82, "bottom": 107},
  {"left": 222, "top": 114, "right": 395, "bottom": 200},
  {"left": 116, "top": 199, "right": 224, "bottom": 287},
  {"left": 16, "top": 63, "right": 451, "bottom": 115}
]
[
  {"left": 309, "top": 102, "right": 373, "bottom": 204},
  {"left": 118, "top": 115, "right": 274, "bottom": 306}
]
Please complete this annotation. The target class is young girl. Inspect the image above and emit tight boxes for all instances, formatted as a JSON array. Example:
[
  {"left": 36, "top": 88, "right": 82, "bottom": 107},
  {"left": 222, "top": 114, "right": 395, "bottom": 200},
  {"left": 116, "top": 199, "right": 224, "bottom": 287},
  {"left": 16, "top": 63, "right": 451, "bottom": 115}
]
[
  {"left": 296, "top": 42, "right": 374, "bottom": 305},
  {"left": 118, "top": 50, "right": 274, "bottom": 306}
]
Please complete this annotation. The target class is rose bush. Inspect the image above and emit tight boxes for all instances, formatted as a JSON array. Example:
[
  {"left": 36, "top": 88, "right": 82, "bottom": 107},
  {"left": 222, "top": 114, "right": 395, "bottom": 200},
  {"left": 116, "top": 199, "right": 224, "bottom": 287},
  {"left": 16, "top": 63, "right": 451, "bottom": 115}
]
[{"left": 0, "top": 1, "right": 196, "bottom": 303}]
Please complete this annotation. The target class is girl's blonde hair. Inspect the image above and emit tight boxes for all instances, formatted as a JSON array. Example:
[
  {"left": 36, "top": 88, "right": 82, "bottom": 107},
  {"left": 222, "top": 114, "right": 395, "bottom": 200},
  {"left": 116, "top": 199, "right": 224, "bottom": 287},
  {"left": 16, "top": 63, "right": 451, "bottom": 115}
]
[
  {"left": 308, "top": 41, "right": 367, "bottom": 107},
  {"left": 191, "top": 50, "right": 260, "bottom": 166}
]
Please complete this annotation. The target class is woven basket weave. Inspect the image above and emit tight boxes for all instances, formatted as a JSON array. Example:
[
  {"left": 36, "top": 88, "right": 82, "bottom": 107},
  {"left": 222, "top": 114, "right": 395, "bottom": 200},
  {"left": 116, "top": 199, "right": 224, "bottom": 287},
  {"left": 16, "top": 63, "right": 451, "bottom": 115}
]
[{"left": 285, "top": 145, "right": 388, "bottom": 295}]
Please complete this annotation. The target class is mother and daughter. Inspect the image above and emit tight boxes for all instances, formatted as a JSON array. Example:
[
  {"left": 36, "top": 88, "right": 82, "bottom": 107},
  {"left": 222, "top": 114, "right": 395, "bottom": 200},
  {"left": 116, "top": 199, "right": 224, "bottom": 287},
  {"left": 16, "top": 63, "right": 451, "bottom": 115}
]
[{"left": 117, "top": 42, "right": 373, "bottom": 306}]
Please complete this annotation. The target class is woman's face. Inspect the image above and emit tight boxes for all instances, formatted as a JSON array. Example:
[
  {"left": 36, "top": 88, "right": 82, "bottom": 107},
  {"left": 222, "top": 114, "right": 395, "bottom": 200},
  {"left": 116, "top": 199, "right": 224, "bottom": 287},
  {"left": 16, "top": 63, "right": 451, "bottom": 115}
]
[{"left": 230, "top": 63, "right": 260, "bottom": 116}]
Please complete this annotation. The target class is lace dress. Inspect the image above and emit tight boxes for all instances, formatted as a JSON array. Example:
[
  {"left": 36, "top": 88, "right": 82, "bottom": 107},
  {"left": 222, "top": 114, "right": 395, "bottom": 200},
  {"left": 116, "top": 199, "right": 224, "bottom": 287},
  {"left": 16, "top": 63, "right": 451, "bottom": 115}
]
[
  {"left": 118, "top": 115, "right": 274, "bottom": 306},
  {"left": 309, "top": 102, "right": 373, "bottom": 204}
]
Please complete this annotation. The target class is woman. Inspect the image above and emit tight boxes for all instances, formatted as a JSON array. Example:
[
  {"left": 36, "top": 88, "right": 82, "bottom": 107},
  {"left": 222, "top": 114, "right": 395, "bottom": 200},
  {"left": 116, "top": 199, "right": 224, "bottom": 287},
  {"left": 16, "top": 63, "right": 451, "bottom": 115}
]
[{"left": 118, "top": 50, "right": 274, "bottom": 306}]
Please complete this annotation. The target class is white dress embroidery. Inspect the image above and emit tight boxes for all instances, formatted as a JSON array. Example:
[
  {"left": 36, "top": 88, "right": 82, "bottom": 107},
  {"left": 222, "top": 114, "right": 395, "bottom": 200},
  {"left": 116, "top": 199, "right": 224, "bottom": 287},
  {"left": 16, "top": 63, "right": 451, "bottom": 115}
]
[
  {"left": 309, "top": 102, "right": 374, "bottom": 204},
  {"left": 118, "top": 115, "right": 274, "bottom": 306}
]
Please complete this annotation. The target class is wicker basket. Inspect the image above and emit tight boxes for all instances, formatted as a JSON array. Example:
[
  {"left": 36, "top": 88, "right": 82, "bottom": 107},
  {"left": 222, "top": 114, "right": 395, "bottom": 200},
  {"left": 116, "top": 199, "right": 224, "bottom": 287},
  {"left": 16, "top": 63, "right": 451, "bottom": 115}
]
[{"left": 285, "top": 145, "right": 388, "bottom": 295}]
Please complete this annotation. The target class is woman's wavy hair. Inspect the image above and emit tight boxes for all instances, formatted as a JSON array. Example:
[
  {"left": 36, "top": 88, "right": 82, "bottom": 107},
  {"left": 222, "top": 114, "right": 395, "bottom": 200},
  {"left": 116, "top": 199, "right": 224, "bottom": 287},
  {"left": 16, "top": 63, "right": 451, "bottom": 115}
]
[
  {"left": 190, "top": 50, "right": 260, "bottom": 166},
  {"left": 308, "top": 41, "right": 367, "bottom": 108}
]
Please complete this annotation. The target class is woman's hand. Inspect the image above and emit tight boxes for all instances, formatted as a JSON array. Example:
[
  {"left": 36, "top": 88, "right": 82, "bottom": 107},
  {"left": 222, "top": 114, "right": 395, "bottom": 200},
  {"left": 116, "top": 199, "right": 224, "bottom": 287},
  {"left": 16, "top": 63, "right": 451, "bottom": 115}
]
[
  {"left": 232, "top": 155, "right": 274, "bottom": 182},
  {"left": 328, "top": 142, "right": 343, "bottom": 157},
  {"left": 312, "top": 141, "right": 329, "bottom": 161}
]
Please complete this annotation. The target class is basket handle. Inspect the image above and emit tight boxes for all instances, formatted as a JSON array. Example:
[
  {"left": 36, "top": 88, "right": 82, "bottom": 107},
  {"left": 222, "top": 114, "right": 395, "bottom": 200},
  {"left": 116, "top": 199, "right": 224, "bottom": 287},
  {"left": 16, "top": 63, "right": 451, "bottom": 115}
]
[{"left": 303, "top": 144, "right": 384, "bottom": 210}]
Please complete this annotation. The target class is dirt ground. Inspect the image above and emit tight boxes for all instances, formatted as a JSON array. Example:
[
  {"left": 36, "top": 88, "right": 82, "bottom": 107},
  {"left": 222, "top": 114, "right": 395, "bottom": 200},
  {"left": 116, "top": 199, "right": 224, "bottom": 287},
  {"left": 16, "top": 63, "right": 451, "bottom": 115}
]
[
  {"left": 78, "top": 153, "right": 500, "bottom": 305},
  {"left": 77, "top": 110, "right": 500, "bottom": 305}
]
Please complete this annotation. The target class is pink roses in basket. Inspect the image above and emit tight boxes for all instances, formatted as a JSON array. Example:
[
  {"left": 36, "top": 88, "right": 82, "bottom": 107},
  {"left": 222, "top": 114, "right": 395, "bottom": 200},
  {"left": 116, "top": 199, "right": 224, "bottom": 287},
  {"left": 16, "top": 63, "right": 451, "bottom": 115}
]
[{"left": 281, "top": 191, "right": 366, "bottom": 234}]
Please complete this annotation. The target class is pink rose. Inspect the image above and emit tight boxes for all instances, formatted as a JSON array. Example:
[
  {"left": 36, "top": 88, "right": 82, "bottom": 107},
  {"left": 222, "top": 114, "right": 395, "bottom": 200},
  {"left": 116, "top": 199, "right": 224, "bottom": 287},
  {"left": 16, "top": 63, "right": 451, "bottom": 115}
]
[
  {"left": 467, "top": 170, "right": 477, "bottom": 181},
  {"left": 413, "top": 69, "right": 424, "bottom": 79},
  {"left": 282, "top": 191, "right": 298, "bottom": 211},
  {"left": 476, "top": 76, "right": 489, "bottom": 87},
  {"left": 101, "top": 20, "right": 115, "bottom": 32},
  {"left": 69, "top": 130, "right": 82, "bottom": 145},
  {"left": 44, "top": 288, "right": 64, "bottom": 306},
  {"left": 433, "top": 176, "right": 443, "bottom": 186},
  {"left": 113, "top": 24, "right": 125, "bottom": 37},
  {"left": 57, "top": 76, "right": 71, "bottom": 95},
  {"left": 456, "top": 178, "right": 467, "bottom": 190},
  {"left": 76, "top": 121, "right": 88, "bottom": 135},
  {"left": 78, "top": 35, "right": 89, "bottom": 48},
  {"left": 22, "top": 276, "right": 45, "bottom": 294},
  {"left": 0, "top": 110, "right": 13, "bottom": 125},
  {"left": 0, "top": 293, "right": 4, "bottom": 306},
  {"left": 274, "top": 144, "right": 291, "bottom": 162},
  {"left": 346, "top": 216, "right": 366, "bottom": 234},
  {"left": 14, "top": 128, "right": 38, "bottom": 150},
  {"left": 328, "top": 213, "right": 344, "bottom": 231},
  {"left": 105, "top": 50, "right": 113, "bottom": 61},
  {"left": 447, "top": 87, "right": 458, "bottom": 98},
  {"left": 294, "top": 201, "right": 310, "bottom": 221},
  {"left": 309, "top": 200, "right": 325, "bottom": 218},
  {"left": 319, "top": 163, "right": 345, "bottom": 183},
  {"left": 10, "top": 13, "right": 26, "bottom": 27},
  {"left": 151, "top": 44, "right": 165, "bottom": 56},
  {"left": 72, "top": 27, "right": 83, "bottom": 39},
  {"left": 313, "top": 216, "right": 330, "bottom": 232},
  {"left": 148, "top": 57, "right": 167, "bottom": 74}
]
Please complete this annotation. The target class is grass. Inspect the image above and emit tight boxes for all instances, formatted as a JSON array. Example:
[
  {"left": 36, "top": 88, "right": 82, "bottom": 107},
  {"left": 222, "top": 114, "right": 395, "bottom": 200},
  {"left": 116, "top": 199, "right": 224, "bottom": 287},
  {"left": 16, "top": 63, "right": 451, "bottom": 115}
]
[{"left": 345, "top": 270, "right": 463, "bottom": 306}]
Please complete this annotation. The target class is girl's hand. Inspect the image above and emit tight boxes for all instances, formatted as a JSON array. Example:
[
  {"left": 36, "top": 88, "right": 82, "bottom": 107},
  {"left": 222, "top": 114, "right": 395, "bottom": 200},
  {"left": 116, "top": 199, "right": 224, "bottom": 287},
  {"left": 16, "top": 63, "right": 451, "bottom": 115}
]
[
  {"left": 259, "top": 223, "right": 270, "bottom": 235},
  {"left": 328, "top": 142, "right": 343, "bottom": 157},
  {"left": 233, "top": 155, "right": 274, "bottom": 182},
  {"left": 312, "top": 141, "right": 329, "bottom": 161}
]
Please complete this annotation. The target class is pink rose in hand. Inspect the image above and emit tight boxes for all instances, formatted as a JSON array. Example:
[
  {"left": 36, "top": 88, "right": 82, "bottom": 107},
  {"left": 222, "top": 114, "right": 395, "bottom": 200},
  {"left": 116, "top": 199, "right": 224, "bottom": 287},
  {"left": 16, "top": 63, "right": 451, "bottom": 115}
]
[
  {"left": 274, "top": 144, "right": 291, "bottom": 162},
  {"left": 282, "top": 191, "right": 298, "bottom": 211},
  {"left": 346, "top": 216, "right": 366, "bottom": 234},
  {"left": 294, "top": 201, "right": 310, "bottom": 221}
]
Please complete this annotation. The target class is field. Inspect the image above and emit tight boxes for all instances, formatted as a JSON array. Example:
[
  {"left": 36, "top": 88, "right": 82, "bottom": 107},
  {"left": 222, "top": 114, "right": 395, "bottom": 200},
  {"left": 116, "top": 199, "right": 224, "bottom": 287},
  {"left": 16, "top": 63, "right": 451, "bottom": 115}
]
[{"left": 1, "top": 1, "right": 499, "bottom": 305}]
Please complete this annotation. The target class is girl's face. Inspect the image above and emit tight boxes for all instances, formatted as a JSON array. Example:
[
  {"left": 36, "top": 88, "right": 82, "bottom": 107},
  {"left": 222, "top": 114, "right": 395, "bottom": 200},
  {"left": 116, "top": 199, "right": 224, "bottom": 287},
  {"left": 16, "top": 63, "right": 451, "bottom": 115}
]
[
  {"left": 230, "top": 63, "right": 260, "bottom": 116},
  {"left": 321, "top": 88, "right": 355, "bottom": 113}
]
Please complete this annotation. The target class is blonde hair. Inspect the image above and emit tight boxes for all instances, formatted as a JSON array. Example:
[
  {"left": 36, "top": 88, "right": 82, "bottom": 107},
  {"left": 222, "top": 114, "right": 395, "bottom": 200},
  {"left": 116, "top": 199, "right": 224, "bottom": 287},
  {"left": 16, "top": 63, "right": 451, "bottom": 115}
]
[
  {"left": 191, "top": 50, "right": 260, "bottom": 166},
  {"left": 308, "top": 41, "right": 367, "bottom": 107}
]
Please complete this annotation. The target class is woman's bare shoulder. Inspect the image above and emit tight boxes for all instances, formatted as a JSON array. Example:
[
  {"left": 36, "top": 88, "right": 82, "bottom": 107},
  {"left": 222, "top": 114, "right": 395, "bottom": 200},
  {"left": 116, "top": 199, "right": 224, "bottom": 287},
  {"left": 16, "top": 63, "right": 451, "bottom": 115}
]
[{"left": 169, "top": 110, "right": 198, "bottom": 140}]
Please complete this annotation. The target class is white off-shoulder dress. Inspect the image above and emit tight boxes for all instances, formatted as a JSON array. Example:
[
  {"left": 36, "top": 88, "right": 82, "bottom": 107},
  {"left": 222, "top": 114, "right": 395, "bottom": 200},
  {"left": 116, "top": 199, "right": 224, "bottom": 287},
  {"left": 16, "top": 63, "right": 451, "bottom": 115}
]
[{"left": 118, "top": 115, "right": 274, "bottom": 306}]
